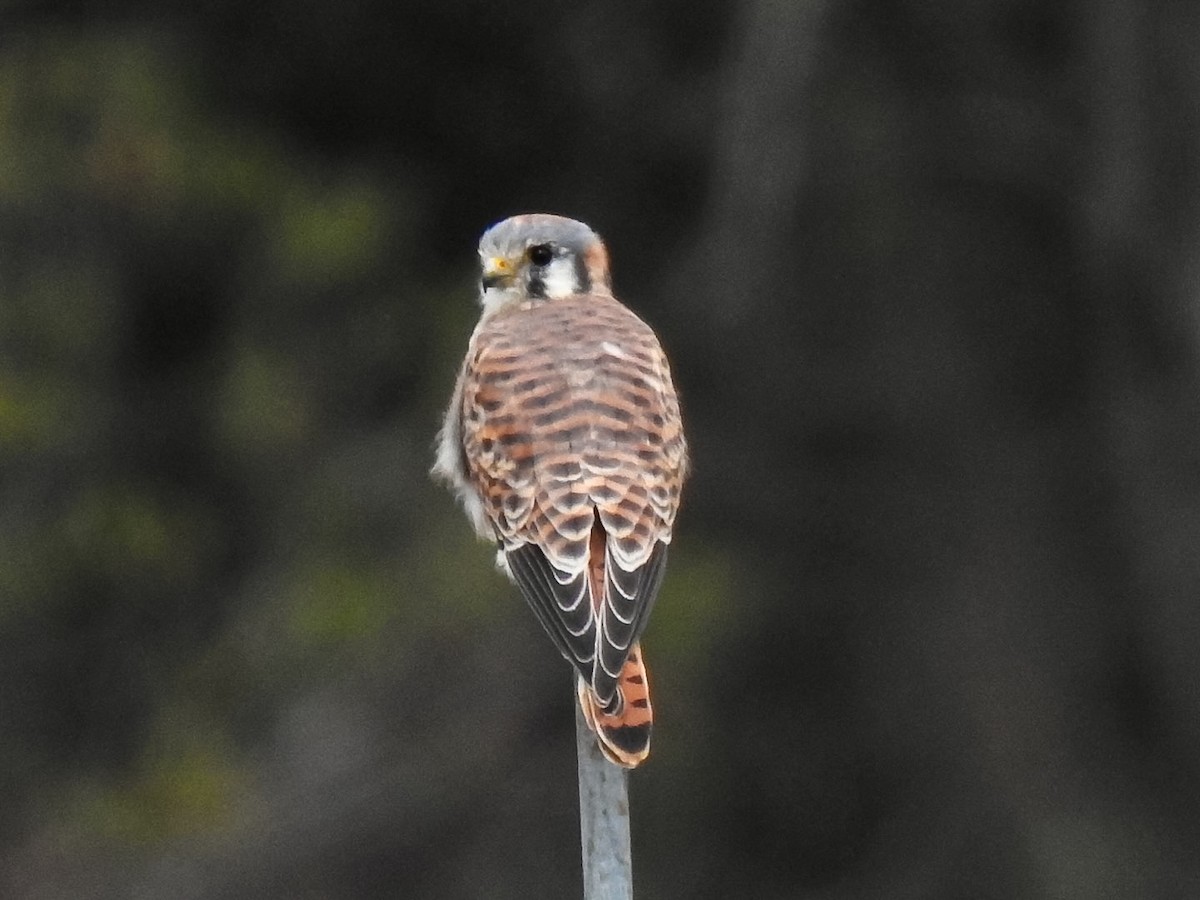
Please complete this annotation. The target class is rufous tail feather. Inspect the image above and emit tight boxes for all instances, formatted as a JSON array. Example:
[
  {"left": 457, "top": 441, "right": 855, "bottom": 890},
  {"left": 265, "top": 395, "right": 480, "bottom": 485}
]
[{"left": 578, "top": 642, "right": 652, "bottom": 768}]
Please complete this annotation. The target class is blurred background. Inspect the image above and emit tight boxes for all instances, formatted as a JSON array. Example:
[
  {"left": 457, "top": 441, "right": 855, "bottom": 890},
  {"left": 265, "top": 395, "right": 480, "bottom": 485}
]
[{"left": 4, "top": 1, "right": 1200, "bottom": 897}]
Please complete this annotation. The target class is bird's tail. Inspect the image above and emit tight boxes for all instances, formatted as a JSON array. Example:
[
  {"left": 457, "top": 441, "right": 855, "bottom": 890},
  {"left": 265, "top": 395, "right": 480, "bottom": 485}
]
[{"left": 577, "top": 642, "right": 653, "bottom": 768}]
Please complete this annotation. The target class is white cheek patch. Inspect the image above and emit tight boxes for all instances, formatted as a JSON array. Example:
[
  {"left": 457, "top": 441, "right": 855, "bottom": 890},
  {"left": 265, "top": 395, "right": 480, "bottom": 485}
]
[{"left": 540, "top": 257, "right": 581, "bottom": 298}]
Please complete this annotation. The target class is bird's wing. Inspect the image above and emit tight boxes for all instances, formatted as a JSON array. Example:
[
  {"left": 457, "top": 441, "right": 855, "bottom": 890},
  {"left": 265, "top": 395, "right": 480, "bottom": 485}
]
[
  {"left": 583, "top": 317, "right": 686, "bottom": 696},
  {"left": 460, "top": 295, "right": 687, "bottom": 705}
]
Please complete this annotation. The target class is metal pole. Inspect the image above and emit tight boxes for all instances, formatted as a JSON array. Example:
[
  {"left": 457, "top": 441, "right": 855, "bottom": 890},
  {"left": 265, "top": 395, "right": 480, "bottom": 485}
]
[{"left": 575, "top": 699, "right": 633, "bottom": 899}]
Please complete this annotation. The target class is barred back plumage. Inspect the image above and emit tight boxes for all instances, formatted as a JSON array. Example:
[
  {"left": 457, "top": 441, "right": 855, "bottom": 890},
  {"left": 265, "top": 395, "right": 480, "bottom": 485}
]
[{"left": 433, "top": 213, "right": 686, "bottom": 767}]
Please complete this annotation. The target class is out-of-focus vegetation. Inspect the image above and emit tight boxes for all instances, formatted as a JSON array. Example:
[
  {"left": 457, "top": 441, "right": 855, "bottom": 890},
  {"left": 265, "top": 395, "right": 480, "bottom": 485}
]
[{"left": 4, "top": 2, "right": 1200, "bottom": 898}]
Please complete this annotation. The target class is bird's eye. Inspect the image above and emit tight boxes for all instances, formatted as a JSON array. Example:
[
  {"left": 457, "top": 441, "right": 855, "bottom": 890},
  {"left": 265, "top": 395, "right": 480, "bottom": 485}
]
[{"left": 527, "top": 244, "right": 554, "bottom": 267}]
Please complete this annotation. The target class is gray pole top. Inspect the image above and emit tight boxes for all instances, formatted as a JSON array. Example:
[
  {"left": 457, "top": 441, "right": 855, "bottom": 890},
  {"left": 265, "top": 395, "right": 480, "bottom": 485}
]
[{"left": 575, "top": 699, "right": 634, "bottom": 900}]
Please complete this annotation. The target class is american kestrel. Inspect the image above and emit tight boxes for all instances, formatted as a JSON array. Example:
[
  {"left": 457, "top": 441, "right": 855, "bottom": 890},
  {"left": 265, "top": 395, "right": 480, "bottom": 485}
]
[{"left": 433, "top": 213, "right": 687, "bottom": 767}]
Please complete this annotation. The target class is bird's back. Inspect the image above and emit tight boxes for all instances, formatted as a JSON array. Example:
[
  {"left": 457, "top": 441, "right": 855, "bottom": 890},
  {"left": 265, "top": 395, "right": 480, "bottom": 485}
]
[{"left": 462, "top": 293, "right": 686, "bottom": 573}]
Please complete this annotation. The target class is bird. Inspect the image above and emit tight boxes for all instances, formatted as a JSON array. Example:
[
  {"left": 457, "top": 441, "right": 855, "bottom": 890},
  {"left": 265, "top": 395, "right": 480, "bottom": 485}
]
[{"left": 432, "top": 213, "right": 687, "bottom": 767}]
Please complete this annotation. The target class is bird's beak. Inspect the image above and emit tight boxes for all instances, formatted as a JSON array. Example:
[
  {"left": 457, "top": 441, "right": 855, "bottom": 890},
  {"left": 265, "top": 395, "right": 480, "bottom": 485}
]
[{"left": 481, "top": 255, "right": 517, "bottom": 290}]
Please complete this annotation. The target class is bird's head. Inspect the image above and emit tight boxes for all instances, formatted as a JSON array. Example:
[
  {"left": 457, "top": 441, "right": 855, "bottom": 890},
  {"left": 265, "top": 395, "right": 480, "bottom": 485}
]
[{"left": 476, "top": 214, "right": 612, "bottom": 313}]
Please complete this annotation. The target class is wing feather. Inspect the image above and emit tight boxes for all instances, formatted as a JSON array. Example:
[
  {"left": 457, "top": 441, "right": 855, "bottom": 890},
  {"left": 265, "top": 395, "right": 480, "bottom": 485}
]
[
  {"left": 505, "top": 543, "right": 596, "bottom": 667},
  {"left": 596, "top": 541, "right": 668, "bottom": 686},
  {"left": 455, "top": 292, "right": 687, "bottom": 708}
]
